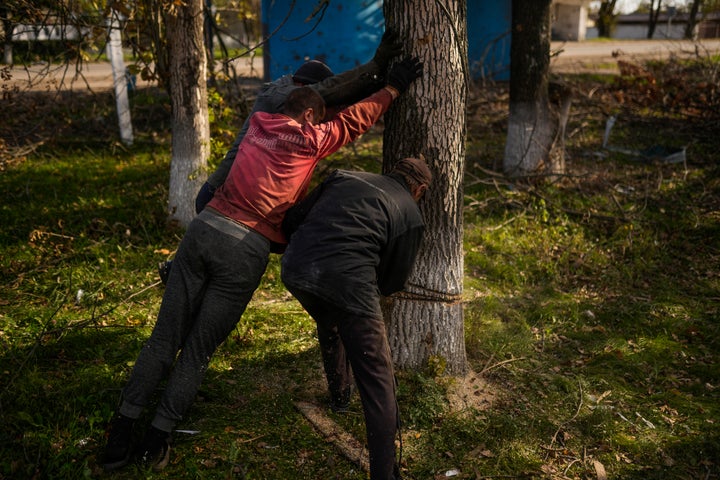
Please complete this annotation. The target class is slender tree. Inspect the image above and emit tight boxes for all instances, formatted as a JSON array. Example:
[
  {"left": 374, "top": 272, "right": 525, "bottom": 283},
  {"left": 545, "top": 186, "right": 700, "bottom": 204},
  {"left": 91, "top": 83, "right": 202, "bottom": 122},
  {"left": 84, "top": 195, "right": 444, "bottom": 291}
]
[
  {"left": 647, "top": 0, "right": 663, "bottom": 38},
  {"left": 1, "top": 3, "right": 15, "bottom": 64},
  {"left": 165, "top": 0, "right": 210, "bottom": 227},
  {"left": 382, "top": 0, "right": 468, "bottom": 375},
  {"left": 0, "top": 0, "right": 99, "bottom": 66},
  {"left": 685, "top": 0, "right": 704, "bottom": 39}
]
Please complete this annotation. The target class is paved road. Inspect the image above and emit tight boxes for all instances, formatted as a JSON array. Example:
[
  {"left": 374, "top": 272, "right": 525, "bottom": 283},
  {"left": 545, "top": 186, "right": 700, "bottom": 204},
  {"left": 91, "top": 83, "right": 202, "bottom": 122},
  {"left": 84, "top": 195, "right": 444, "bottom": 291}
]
[
  {"left": 551, "top": 38, "right": 720, "bottom": 72},
  {"left": 4, "top": 56, "right": 264, "bottom": 91},
  {"left": 5, "top": 38, "right": 720, "bottom": 91}
]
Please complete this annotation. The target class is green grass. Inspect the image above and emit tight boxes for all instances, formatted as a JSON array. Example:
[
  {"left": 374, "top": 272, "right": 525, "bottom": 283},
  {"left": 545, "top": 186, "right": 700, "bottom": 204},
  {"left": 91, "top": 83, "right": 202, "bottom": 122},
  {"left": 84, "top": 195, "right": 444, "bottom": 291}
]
[{"left": 1, "top": 58, "right": 720, "bottom": 479}]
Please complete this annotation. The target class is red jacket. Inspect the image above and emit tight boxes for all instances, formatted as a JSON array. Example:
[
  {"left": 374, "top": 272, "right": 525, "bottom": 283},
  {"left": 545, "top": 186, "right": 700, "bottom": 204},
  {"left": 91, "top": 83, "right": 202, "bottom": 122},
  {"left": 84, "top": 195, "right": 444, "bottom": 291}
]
[{"left": 207, "top": 88, "right": 394, "bottom": 245}]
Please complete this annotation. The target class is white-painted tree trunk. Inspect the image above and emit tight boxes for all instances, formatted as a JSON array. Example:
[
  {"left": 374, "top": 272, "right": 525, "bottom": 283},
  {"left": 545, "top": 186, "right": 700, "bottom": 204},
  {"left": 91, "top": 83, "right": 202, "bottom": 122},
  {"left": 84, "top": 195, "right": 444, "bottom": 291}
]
[
  {"left": 503, "top": 0, "right": 567, "bottom": 178},
  {"left": 106, "top": 13, "right": 133, "bottom": 146},
  {"left": 3, "top": 43, "right": 12, "bottom": 65},
  {"left": 503, "top": 101, "right": 553, "bottom": 176},
  {"left": 166, "top": 0, "right": 210, "bottom": 227}
]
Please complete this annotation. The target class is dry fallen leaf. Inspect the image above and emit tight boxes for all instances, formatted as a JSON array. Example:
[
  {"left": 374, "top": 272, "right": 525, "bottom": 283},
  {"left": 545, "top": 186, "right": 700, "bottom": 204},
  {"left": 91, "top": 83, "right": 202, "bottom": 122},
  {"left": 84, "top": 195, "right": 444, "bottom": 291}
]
[{"left": 593, "top": 459, "right": 607, "bottom": 480}]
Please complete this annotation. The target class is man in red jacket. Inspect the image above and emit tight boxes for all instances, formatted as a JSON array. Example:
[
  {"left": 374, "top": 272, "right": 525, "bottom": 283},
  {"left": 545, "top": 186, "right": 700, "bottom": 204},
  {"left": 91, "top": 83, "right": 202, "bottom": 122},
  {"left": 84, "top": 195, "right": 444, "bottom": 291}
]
[
  {"left": 101, "top": 57, "right": 423, "bottom": 472},
  {"left": 158, "top": 30, "right": 402, "bottom": 283}
]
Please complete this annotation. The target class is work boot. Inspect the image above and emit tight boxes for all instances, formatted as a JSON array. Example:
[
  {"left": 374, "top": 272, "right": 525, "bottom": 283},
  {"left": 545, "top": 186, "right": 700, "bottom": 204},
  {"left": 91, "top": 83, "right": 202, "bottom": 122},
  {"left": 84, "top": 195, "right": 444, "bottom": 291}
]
[
  {"left": 101, "top": 414, "right": 134, "bottom": 471},
  {"left": 135, "top": 426, "right": 171, "bottom": 472},
  {"left": 329, "top": 385, "right": 354, "bottom": 413},
  {"left": 158, "top": 260, "right": 172, "bottom": 285}
]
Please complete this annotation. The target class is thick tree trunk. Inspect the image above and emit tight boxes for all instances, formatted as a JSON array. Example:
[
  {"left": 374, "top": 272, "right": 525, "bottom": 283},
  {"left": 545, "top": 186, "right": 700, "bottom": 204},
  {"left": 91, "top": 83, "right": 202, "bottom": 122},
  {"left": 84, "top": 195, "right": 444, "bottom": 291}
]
[
  {"left": 382, "top": 0, "right": 468, "bottom": 375},
  {"left": 503, "top": 0, "right": 565, "bottom": 178},
  {"left": 166, "top": 0, "right": 210, "bottom": 227}
]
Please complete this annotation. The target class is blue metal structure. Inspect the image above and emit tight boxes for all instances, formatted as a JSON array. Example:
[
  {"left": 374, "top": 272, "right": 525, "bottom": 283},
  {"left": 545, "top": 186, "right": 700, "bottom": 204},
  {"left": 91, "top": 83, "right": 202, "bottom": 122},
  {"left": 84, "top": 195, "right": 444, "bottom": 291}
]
[
  {"left": 261, "top": 0, "right": 384, "bottom": 81},
  {"left": 467, "top": 1, "right": 512, "bottom": 81},
  {"left": 261, "top": 0, "right": 511, "bottom": 82}
]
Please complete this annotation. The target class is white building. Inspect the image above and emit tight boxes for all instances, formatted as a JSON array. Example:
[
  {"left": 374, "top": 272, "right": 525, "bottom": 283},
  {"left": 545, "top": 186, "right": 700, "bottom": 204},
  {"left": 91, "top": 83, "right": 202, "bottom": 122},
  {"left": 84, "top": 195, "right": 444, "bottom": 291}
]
[
  {"left": 552, "top": 0, "right": 592, "bottom": 41},
  {"left": 586, "top": 11, "right": 720, "bottom": 39}
]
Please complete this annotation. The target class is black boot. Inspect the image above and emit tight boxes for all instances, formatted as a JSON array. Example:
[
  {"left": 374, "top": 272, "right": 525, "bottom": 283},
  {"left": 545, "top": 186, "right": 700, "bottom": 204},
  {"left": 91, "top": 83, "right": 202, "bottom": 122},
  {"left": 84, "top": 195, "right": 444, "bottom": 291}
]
[
  {"left": 101, "top": 414, "right": 134, "bottom": 471},
  {"left": 135, "top": 426, "right": 171, "bottom": 472},
  {"left": 158, "top": 260, "right": 172, "bottom": 285},
  {"left": 329, "top": 384, "right": 354, "bottom": 413}
]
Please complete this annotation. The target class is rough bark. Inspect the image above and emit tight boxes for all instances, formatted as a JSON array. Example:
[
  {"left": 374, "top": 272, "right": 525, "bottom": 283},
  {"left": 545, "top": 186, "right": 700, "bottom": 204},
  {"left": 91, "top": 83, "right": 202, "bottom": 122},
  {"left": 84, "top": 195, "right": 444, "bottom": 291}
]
[
  {"left": 382, "top": 0, "right": 468, "bottom": 375},
  {"left": 166, "top": 0, "right": 210, "bottom": 227}
]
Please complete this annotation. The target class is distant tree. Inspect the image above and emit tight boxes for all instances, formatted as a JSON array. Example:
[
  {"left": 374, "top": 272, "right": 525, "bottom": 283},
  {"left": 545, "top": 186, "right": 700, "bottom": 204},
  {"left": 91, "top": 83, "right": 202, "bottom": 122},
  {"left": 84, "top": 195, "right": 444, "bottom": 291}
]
[
  {"left": 382, "top": 0, "right": 468, "bottom": 374},
  {"left": 128, "top": 0, "right": 262, "bottom": 225},
  {"left": 0, "top": 0, "right": 100, "bottom": 66},
  {"left": 2, "top": 0, "right": 257, "bottom": 225},
  {"left": 685, "top": 0, "right": 704, "bottom": 39},
  {"left": 126, "top": 0, "right": 259, "bottom": 88},
  {"left": 504, "top": 0, "right": 570, "bottom": 179},
  {"left": 647, "top": 0, "right": 663, "bottom": 38},
  {"left": 203, "top": 0, "right": 261, "bottom": 84},
  {"left": 1, "top": 3, "right": 16, "bottom": 64},
  {"left": 597, "top": 0, "right": 620, "bottom": 37}
]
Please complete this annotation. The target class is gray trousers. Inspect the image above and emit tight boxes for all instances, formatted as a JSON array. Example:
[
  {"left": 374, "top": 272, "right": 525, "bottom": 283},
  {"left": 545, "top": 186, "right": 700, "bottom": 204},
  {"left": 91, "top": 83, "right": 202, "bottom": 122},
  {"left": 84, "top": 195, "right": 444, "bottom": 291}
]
[{"left": 119, "top": 210, "right": 269, "bottom": 432}]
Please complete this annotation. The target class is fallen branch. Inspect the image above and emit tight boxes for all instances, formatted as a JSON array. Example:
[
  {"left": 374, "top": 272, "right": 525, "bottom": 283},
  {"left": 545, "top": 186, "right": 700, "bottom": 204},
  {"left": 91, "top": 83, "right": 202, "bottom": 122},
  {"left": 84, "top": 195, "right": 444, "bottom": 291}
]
[{"left": 295, "top": 401, "right": 369, "bottom": 473}]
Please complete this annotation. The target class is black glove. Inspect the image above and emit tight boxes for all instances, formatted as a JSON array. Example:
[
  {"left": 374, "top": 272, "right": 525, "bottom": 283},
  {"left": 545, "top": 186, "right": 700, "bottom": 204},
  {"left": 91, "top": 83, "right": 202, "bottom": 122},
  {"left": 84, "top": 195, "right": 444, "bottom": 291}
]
[
  {"left": 372, "top": 29, "right": 403, "bottom": 71},
  {"left": 387, "top": 56, "right": 423, "bottom": 94},
  {"left": 195, "top": 181, "right": 217, "bottom": 214}
]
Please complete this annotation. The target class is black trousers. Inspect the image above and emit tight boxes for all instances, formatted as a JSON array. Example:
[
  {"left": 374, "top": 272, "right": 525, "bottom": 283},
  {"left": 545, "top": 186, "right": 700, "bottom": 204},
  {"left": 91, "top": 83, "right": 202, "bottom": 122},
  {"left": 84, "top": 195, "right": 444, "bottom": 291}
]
[{"left": 288, "top": 287, "right": 400, "bottom": 480}]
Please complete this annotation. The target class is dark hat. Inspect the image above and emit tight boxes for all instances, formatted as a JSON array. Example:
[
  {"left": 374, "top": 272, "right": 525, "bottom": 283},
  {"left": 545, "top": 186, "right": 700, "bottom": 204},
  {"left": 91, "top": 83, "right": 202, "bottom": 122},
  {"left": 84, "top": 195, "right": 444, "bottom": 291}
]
[
  {"left": 293, "top": 60, "right": 334, "bottom": 85},
  {"left": 391, "top": 156, "right": 433, "bottom": 187}
]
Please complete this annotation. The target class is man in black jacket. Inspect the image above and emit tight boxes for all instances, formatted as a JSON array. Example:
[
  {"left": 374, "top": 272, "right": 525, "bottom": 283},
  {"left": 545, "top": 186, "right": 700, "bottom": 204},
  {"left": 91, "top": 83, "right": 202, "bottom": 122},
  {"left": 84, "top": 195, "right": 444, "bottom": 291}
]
[{"left": 281, "top": 157, "right": 432, "bottom": 480}]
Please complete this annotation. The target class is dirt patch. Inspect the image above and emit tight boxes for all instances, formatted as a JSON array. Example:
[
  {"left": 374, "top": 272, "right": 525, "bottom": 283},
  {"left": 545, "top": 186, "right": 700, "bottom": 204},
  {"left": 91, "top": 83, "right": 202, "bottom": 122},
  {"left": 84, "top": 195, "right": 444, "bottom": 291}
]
[{"left": 446, "top": 369, "right": 497, "bottom": 413}]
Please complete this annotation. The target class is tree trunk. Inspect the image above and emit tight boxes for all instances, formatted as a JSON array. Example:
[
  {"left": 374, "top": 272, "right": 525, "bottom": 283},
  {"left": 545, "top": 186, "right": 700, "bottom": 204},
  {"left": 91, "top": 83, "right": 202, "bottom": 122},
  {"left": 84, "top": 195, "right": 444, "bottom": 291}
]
[
  {"left": 503, "top": 0, "right": 566, "bottom": 178},
  {"left": 166, "top": 0, "right": 210, "bottom": 227},
  {"left": 597, "top": 0, "right": 619, "bottom": 38},
  {"left": 2, "top": 9, "right": 14, "bottom": 65},
  {"left": 685, "top": 0, "right": 703, "bottom": 39},
  {"left": 647, "top": 0, "right": 663, "bottom": 39},
  {"left": 106, "top": 11, "right": 133, "bottom": 146},
  {"left": 382, "top": 0, "right": 468, "bottom": 375}
]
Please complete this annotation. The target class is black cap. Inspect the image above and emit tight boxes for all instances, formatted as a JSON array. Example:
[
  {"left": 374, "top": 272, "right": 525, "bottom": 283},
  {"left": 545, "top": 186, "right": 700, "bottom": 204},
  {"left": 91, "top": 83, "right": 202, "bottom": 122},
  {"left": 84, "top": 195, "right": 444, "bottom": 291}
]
[{"left": 292, "top": 60, "right": 334, "bottom": 84}]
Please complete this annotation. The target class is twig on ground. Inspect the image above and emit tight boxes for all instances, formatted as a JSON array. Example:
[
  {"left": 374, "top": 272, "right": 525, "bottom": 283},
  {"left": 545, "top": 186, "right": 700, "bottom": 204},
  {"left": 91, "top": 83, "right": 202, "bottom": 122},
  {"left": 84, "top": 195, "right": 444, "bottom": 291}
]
[
  {"left": 479, "top": 356, "right": 526, "bottom": 375},
  {"left": 546, "top": 379, "right": 584, "bottom": 458}
]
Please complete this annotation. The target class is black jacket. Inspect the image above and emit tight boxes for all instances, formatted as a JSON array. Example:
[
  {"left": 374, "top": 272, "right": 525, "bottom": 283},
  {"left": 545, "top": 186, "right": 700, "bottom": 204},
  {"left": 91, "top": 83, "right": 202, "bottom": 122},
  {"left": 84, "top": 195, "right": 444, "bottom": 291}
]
[{"left": 281, "top": 169, "right": 425, "bottom": 317}]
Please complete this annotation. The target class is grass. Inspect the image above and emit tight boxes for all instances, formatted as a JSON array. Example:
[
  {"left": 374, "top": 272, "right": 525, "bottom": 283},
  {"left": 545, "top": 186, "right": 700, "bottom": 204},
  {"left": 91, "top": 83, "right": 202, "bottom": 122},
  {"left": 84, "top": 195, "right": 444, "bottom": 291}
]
[{"left": 1, "top": 56, "right": 720, "bottom": 479}]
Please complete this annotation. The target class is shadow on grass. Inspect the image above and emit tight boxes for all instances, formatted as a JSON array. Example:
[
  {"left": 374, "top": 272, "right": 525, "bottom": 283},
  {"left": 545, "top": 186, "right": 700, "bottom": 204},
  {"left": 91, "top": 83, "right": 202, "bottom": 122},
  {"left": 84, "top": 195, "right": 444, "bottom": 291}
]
[{"left": 0, "top": 308, "right": 365, "bottom": 479}]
